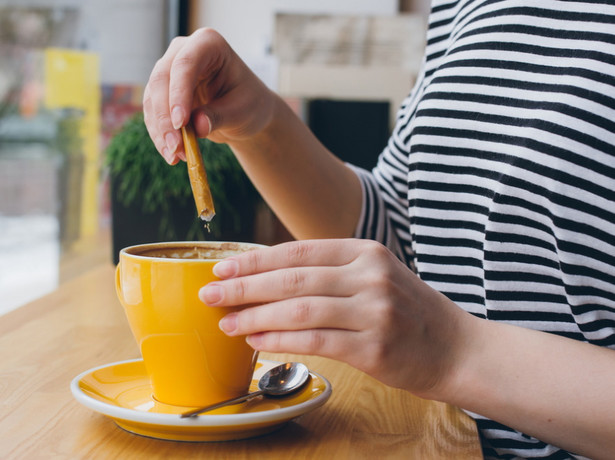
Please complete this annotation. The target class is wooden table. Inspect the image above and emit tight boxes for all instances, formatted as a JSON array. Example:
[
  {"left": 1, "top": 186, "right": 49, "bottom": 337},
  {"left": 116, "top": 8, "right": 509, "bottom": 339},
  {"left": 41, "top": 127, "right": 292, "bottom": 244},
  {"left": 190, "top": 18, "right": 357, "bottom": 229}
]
[{"left": 0, "top": 264, "right": 482, "bottom": 459}]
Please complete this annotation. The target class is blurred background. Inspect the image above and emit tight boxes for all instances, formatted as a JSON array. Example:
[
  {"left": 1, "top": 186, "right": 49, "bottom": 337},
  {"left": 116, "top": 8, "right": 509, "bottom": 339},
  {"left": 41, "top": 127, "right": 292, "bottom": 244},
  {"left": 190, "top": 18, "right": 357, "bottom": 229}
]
[{"left": 0, "top": 0, "right": 428, "bottom": 315}]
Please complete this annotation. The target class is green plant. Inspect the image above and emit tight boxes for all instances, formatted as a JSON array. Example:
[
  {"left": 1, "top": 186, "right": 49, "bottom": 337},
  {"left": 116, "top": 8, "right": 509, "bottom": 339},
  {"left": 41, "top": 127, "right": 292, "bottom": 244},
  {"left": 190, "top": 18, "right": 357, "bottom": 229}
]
[{"left": 105, "top": 112, "right": 258, "bottom": 241}]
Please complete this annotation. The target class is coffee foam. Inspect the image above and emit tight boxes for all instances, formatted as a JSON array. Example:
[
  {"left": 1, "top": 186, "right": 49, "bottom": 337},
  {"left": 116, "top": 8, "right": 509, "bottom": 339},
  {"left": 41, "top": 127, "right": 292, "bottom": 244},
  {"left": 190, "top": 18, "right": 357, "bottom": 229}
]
[{"left": 126, "top": 242, "right": 256, "bottom": 260}]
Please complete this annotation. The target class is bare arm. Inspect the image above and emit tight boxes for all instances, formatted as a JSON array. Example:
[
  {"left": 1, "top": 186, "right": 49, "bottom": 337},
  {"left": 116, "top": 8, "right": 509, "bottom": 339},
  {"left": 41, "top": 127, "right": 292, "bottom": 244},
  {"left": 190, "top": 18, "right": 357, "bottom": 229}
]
[
  {"left": 446, "top": 315, "right": 615, "bottom": 459},
  {"left": 227, "top": 96, "right": 362, "bottom": 240}
]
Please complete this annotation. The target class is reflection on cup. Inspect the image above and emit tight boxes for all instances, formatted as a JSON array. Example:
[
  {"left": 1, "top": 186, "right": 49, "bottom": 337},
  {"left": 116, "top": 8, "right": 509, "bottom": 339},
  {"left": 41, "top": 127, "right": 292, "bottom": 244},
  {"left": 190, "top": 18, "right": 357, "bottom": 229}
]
[{"left": 115, "top": 241, "right": 263, "bottom": 408}]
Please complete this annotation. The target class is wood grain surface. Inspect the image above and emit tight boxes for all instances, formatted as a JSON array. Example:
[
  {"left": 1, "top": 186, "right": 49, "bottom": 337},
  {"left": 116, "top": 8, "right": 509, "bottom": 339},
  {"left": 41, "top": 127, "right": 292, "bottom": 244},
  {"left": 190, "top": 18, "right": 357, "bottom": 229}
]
[{"left": 0, "top": 264, "right": 481, "bottom": 459}]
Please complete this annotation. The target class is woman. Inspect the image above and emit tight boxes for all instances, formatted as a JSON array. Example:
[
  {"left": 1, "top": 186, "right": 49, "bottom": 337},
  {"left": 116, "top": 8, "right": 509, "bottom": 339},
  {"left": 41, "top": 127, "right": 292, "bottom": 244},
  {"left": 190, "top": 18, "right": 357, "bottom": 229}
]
[{"left": 143, "top": 1, "right": 615, "bottom": 458}]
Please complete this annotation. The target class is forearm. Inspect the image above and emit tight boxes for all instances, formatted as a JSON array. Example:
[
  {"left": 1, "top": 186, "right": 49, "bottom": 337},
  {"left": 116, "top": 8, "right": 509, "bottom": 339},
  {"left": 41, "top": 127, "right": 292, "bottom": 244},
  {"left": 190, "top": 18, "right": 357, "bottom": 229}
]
[
  {"left": 445, "top": 314, "right": 615, "bottom": 459},
  {"left": 228, "top": 95, "right": 362, "bottom": 240}
]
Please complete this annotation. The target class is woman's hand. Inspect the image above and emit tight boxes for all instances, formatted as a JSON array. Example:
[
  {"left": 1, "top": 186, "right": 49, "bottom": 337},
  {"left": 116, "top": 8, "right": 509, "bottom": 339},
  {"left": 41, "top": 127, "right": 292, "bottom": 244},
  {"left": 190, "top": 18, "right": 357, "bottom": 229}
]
[
  {"left": 198, "top": 239, "right": 615, "bottom": 458},
  {"left": 143, "top": 27, "right": 276, "bottom": 165},
  {"left": 142, "top": 29, "right": 363, "bottom": 240},
  {"left": 199, "top": 239, "right": 470, "bottom": 398}
]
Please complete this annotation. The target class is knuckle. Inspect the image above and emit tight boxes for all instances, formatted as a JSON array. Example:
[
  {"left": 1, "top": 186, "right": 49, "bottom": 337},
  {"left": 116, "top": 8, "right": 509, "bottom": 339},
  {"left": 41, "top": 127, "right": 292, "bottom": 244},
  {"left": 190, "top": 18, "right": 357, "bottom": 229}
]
[
  {"left": 291, "top": 299, "right": 312, "bottom": 324},
  {"left": 193, "top": 27, "right": 222, "bottom": 44},
  {"left": 149, "top": 62, "right": 169, "bottom": 85},
  {"left": 230, "top": 278, "right": 247, "bottom": 303},
  {"left": 362, "top": 270, "right": 392, "bottom": 296},
  {"left": 245, "top": 250, "right": 261, "bottom": 275},
  {"left": 285, "top": 241, "right": 312, "bottom": 265},
  {"left": 155, "top": 110, "right": 169, "bottom": 127},
  {"left": 304, "top": 330, "right": 326, "bottom": 353},
  {"left": 358, "top": 238, "right": 380, "bottom": 252},
  {"left": 169, "top": 35, "right": 185, "bottom": 48},
  {"left": 352, "top": 240, "right": 392, "bottom": 274},
  {"left": 372, "top": 297, "right": 397, "bottom": 327},
  {"left": 282, "top": 270, "right": 305, "bottom": 294},
  {"left": 172, "top": 53, "right": 197, "bottom": 71},
  {"left": 355, "top": 239, "right": 387, "bottom": 262},
  {"left": 364, "top": 240, "right": 389, "bottom": 261}
]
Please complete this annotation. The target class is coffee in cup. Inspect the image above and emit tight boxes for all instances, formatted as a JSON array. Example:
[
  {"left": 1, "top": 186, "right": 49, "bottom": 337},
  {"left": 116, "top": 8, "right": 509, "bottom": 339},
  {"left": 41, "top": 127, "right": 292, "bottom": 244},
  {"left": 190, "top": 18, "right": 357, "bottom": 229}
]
[{"left": 115, "top": 241, "right": 262, "bottom": 407}]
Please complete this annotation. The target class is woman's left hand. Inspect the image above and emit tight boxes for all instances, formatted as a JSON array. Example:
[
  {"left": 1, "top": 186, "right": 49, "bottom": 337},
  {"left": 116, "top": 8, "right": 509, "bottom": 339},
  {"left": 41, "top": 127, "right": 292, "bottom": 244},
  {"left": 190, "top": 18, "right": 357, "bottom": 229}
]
[{"left": 199, "top": 239, "right": 469, "bottom": 398}]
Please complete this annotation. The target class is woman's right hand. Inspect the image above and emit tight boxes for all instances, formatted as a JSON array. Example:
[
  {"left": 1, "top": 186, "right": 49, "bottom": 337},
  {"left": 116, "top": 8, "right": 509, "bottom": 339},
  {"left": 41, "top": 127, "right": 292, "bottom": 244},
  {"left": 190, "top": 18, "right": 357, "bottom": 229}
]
[{"left": 143, "top": 28, "right": 277, "bottom": 165}]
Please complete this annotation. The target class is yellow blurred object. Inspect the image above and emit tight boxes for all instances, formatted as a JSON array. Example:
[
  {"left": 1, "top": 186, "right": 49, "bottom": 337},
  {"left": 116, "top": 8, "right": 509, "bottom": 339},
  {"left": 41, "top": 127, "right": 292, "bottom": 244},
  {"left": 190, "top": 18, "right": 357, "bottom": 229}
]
[{"left": 44, "top": 48, "right": 101, "bottom": 239}]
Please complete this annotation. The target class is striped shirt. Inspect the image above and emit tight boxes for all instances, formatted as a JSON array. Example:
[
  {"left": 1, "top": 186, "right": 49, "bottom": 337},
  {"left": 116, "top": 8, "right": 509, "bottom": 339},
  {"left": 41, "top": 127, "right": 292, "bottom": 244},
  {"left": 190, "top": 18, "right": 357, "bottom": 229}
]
[{"left": 352, "top": 1, "right": 615, "bottom": 458}]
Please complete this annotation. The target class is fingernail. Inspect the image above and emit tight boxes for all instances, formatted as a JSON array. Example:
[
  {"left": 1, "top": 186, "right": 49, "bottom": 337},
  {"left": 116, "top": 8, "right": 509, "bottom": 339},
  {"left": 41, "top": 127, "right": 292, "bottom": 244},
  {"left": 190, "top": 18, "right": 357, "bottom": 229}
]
[
  {"left": 200, "top": 284, "right": 223, "bottom": 305},
  {"left": 205, "top": 114, "right": 213, "bottom": 135},
  {"left": 219, "top": 314, "right": 237, "bottom": 334},
  {"left": 165, "top": 131, "right": 179, "bottom": 153},
  {"left": 171, "top": 106, "right": 185, "bottom": 130},
  {"left": 213, "top": 259, "right": 238, "bottom": 278}
]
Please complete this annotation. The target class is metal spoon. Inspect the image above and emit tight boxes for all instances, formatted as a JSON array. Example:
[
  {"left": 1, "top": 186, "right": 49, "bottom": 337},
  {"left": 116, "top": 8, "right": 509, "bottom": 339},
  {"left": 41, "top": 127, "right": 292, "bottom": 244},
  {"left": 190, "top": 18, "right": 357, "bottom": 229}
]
[{"left": 180, "top": 362, "right": 310, "bottom": 418}]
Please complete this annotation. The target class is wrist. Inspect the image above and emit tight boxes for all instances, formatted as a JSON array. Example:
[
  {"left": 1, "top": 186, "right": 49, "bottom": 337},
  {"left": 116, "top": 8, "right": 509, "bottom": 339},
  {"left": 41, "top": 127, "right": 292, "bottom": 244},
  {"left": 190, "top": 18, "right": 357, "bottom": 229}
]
[
  {"left": 422, "top": 307, "right": 487, "bottom": 406},
  {"left": 227, "top": 93, "right": 290, "bottom": 153}
]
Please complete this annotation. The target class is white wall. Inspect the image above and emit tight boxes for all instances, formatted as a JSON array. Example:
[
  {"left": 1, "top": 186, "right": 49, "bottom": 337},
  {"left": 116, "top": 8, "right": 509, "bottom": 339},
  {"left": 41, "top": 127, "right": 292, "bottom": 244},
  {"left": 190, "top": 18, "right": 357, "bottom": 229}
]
[
  {"left": 78, "top": 0, "right": 167, "bottom": 85},
  {"left": 194, "top": 0, "right": 399, "bottom": 62}
]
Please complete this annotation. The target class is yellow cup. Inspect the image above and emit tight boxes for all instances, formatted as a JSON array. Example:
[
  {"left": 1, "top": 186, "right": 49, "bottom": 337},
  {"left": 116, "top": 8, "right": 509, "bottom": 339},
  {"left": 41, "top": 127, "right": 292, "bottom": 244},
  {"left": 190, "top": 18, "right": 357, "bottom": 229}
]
[{"left": 115, "top": 241, "right": 262, "bottom": 408}]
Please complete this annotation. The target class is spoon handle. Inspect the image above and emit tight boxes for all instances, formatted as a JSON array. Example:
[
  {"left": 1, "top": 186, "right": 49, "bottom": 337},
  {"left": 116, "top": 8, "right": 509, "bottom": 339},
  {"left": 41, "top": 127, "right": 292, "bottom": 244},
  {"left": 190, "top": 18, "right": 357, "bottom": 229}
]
[{"left": 180, "top": 389, "right": 266, "bottom": 418}]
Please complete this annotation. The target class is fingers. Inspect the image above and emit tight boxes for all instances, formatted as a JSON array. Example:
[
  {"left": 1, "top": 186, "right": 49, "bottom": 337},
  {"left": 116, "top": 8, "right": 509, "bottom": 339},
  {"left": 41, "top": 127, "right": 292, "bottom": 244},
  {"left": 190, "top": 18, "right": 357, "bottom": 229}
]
[
  {"left": 200, "top": 265, "right": 356, "bottom": 307},
  {"left": 212, "top": 239, "right": 366, "bottom": 280},
  {"left": 143, "top": 29, "right": 228, "bottom": 165},
  {"left": 144, "top": 37, "right": 186, "bottom": 164},
  {"left": 168, "top": 28, "right": 227, "bottom": 130},
  {"left": 198, "top": 238, "right": 425, "bottom": 385},
  {"left": 219, "top": 296, "right": 361, "bottom": 336},
  {"left": 245, "top": 328, "right": 365, "bottom": 361}
]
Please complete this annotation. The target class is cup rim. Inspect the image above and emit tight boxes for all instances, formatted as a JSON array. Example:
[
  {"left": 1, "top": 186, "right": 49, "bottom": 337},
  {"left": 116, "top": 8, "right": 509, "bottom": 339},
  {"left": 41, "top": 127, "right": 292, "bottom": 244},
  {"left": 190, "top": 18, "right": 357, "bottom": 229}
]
[{"left": 119, "top": 241, "right": 266, "bottom": 262}]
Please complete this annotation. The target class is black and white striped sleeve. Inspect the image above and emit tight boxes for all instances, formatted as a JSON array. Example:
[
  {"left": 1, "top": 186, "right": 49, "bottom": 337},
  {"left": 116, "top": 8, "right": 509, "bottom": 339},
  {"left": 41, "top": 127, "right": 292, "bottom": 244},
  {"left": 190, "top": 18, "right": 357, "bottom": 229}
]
[{"left": 348, "top": 160, "right": 413, "bottom": 267}]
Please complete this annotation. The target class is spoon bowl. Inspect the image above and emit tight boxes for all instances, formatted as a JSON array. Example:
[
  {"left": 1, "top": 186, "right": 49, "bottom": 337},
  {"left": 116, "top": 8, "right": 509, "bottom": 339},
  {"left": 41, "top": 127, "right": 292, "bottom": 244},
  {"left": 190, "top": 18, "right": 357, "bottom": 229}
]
[
  {"left": 180, "top": 362, "right": 310, "bottom": 418},
  {"left": 258, "top": 362, "right": 310, "bottom": 395}
]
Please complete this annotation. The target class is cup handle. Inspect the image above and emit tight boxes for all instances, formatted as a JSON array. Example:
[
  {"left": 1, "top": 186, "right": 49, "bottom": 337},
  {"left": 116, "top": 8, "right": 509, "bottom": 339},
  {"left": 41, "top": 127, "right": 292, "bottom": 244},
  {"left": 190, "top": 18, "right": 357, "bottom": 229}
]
[{"left": 115, "top": 264, "right": 124, "bottom": 305}]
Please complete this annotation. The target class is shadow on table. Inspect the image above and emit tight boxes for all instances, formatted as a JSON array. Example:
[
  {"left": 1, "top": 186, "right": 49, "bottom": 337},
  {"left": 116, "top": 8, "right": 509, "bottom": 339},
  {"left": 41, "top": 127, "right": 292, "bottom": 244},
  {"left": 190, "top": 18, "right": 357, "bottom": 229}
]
[{"left": 77, "top": 409, "right": 338, "bottom": 458}]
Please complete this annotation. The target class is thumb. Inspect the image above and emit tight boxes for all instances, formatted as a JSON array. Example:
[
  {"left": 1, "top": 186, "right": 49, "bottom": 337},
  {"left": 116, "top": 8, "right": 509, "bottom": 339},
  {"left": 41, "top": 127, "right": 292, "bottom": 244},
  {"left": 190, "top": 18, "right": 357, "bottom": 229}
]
[
  {"left": 192, "top": 109, "right": 214, "bottom": 138},
  {"left": 192, "top": 94, "right": 237, "bottom": 140}
]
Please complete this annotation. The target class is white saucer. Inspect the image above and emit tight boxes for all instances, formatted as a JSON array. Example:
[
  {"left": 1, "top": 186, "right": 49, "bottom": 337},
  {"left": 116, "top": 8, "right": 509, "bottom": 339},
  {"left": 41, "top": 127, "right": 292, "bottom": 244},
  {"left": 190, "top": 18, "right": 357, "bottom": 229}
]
[{"left": 70, "top": 358, "right": 332, "bottom": 442}]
